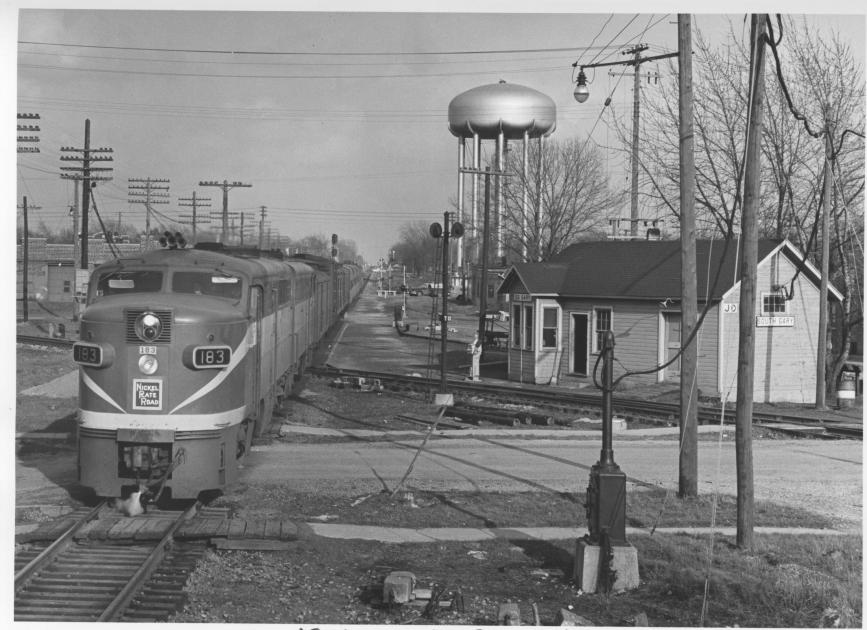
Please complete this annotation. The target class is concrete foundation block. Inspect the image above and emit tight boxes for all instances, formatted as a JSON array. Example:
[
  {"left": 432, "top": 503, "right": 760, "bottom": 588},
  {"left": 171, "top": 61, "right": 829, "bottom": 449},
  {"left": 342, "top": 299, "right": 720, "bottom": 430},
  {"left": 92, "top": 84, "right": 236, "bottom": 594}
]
[
  {"left": 434, "top": 393, "right": 454, "bottom": 407},
  {"left": 573, "top": 539, "right": 639, "bottom": 593},
  {"left": 383, "top": 571, "right": 416, "bottom": 604},
  {"left": 555, "top": 609, "right": 594, "bottom": 626},
  {"left": 497, "top": 602, "right": 521, "bottom": 625}
]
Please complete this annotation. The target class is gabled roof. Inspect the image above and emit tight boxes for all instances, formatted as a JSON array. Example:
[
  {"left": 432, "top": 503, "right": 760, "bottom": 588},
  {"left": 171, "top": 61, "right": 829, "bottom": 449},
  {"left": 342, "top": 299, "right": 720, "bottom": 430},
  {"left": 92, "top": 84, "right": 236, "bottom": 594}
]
[{"left": 498, "top": 239, "right": 842, "bottom": 301}]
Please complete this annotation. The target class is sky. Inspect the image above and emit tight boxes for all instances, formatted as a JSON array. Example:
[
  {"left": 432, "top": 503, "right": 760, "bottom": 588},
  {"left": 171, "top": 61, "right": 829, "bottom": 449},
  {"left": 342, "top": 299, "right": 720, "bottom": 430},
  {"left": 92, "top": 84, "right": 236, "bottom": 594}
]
[{"left": 6, "top": 2, "right": 866, "bottom": 264}]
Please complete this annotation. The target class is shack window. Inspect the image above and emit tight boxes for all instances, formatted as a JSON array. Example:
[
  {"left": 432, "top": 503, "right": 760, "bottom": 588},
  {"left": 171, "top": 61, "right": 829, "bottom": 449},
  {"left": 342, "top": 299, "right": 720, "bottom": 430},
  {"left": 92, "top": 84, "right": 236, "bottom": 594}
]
[
  {"left": 523, "top": 305, "right": 533, "bottom": 350},
  {"left": 761, "top": 292, "right": 788, "bottom": 315},
  {"left": 542, "top": 307, "right": 559, "bottom": 348},
  {"left": 593, "top": 307, "right": 612, "bottom": 353},
  {"left": 512, "top": 305, "right": 522, "bottom": 348}
]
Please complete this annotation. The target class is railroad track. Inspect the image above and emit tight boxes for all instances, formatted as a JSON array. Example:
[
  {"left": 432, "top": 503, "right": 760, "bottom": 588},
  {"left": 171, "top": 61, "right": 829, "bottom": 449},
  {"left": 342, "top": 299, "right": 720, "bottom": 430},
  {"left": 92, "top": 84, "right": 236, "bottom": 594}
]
[
  {"left": 14, "top": 501, "right": 202, "bottom": 621},
  {"left": 17, "top": 334, "right": 75, "bottom": 349},
  {"left": 312, "top": 366, "right": 862, "bottom": 440}
]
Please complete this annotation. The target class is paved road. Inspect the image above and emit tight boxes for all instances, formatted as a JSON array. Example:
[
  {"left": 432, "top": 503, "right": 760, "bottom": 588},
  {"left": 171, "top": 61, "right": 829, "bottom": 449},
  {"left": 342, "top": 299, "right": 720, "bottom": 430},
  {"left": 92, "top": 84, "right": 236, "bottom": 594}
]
[{"left": 247, "top": 435, "right": 862, "bottom": 525}]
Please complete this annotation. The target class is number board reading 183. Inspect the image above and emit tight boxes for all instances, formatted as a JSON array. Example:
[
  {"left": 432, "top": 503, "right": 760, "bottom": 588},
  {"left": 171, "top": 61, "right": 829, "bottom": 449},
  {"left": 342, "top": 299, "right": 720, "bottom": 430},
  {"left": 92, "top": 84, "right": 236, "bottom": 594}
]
[
  {"left": 194, "top": 346, "right": 231, "bottom": 369},
  {"left": 73, "top": 342, "right": 103, "bottom": 367}
]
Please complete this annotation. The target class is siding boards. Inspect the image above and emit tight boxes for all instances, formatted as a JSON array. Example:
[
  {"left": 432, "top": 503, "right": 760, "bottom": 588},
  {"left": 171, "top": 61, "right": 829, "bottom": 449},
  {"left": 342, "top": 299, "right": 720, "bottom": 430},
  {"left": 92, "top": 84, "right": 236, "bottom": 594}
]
[
  {"left": 696, "top": 303, "right": 720, "bottom": 397},
  {"left": 720, "top": 253, "right": 818, "bottom": 403},
  {"left": 555, "top": 299, "right": 660, "bottom": 387},
  {"left": 508, "top": 349, "right": 536, "bottom": 383}
]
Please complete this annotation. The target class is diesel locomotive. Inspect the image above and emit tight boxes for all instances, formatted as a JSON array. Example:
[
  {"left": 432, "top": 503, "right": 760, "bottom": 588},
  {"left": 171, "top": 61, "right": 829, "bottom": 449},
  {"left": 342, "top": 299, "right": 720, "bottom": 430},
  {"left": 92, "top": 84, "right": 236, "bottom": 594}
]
[{"left": 72, "top": 238, "right": 364, "bottom": 499}]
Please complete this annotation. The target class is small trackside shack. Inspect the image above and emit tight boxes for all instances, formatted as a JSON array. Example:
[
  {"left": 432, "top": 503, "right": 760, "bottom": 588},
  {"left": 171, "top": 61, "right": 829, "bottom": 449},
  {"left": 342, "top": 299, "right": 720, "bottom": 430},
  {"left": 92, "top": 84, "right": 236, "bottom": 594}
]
[{"left": 496, "top": 238, "right": 842, "bottom": 404}]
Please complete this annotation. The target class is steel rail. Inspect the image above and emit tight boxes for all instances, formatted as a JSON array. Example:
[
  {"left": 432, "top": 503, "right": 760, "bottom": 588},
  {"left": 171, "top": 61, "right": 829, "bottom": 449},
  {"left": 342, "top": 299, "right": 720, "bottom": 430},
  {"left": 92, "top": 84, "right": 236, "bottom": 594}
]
[
  {"left": 98, "top": 500, "right": 201, "bottom": 622},
  {"left": 17, "top": 334, "right": 75, "bottom": 348},
  {"left": 312, "top": 366, "right": 861, "bottom": 439},
  {"left": 14, "top": 501, "right": 107, "bottom": 592},
  {"left": 15, "top": 501, "right": 200, "bottom": 621}
]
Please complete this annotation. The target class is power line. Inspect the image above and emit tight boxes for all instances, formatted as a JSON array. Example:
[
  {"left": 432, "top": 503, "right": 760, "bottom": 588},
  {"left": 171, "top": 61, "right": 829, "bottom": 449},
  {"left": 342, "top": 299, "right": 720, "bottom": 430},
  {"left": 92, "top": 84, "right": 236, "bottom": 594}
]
[
  {"left": 19, "top": 61, "right": 571, "bottom": 80},
  {"left": 19, "top": 39, "right": 629, "bottom": 57},
  {"left": 19, "top": 48, "right": 600, "bottom": 68}
]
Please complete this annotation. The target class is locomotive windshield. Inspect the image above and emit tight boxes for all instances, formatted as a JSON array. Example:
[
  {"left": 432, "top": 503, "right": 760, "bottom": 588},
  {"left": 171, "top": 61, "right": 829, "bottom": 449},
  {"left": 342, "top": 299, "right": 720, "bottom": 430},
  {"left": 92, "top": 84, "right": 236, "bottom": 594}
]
[
  {"left": 95, "top": 270, "right": 163, "bottom": 296},
  {"left": 171, "top": 271, "right": 243, "bottom": 301}
]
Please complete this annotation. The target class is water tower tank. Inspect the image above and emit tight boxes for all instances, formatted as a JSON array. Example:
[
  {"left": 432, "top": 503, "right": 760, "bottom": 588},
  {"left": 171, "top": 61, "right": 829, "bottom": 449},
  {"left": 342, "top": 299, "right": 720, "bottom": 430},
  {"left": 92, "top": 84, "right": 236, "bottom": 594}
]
[{"left": 448, "top": 81, "right": 556, "bottom": 140}]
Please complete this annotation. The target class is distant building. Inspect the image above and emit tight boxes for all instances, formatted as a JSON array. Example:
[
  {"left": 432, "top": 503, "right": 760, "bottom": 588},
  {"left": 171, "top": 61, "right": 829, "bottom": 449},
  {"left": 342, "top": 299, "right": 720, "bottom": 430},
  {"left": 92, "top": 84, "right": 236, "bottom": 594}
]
[
  {"left": 497, "top": 239, "right": 843, "bottom": 404},
  {"left": 17, "top": 239, "right": 144, "bottom": 303}
]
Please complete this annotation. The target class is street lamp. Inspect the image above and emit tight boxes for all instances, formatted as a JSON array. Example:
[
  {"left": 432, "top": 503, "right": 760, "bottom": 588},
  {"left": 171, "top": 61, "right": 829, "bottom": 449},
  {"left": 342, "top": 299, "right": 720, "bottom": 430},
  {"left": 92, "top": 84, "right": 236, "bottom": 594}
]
[{"left": 573, "top": 69, "right": 590, "bottom": 103}]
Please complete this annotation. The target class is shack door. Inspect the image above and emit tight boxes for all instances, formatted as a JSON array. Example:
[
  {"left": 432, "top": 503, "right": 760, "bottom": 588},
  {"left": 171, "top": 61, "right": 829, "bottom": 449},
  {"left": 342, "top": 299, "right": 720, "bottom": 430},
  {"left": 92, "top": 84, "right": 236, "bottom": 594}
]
[
  {"left": 663, "top": 313, "right": 681, "bottom": 380},
  {"left": 572, "top": 313, "right": 589, "bottom": 375}
]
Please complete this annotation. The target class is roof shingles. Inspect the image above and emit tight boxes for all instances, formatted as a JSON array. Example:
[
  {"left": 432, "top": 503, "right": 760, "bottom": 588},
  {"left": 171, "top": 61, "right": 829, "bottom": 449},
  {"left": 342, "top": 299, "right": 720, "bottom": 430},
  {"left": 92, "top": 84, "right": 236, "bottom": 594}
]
[{"left": 502, "top": 239, "right": 782, "bottom": 300}]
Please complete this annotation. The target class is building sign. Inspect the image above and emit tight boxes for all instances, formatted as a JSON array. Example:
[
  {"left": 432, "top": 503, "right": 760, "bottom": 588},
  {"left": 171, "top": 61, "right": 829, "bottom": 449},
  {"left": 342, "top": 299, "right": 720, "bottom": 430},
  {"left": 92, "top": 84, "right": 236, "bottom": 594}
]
[
  {"left": 133, "top": 379, "right": 163, "bottom": 410},
  {"left": 756, "top": 316, "right": 794, "bottom": 327},
  {"left": 511, "top": 293, "right": 531, "bottom": 302}
]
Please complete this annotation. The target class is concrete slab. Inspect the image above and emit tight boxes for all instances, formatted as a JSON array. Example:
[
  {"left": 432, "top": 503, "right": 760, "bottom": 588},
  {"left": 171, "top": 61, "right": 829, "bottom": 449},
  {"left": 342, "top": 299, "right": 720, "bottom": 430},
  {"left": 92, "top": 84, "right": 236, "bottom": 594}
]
[
  {"left": 304, "top": 524, "right": 857, "bottom": 544},
  {"left": 275, "top": 422, "right": 727, "bottom": 440},
  {"left": 573, "top": 539, "right": 640, "bottom": 593}
]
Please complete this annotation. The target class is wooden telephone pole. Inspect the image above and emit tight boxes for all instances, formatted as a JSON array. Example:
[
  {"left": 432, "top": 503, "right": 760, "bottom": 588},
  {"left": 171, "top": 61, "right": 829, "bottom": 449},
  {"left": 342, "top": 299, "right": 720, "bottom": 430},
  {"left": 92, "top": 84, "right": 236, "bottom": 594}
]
[
  {"left": 734, "top": 14, "right": 767, "bottom": 550},
  {"left": 815, "top": 130, "right": 834, "bottom": 408},
  {"left": 60, "top": 119, "right": 113, "bottom": 269},
  {"left": 677, "top": 14, "right": 698, "bottom": 498},
  {"left": 199, "top": 180, "right": 252, "bottom": 243},
  {"left": 178, "top": 191, "right": 211, "bottom": 243},
  {"left": 17, "top": 197, "right": 40, "bottom": 322},
  {"left": 128, "top": 178, "right": 170, "bottom": 250}
]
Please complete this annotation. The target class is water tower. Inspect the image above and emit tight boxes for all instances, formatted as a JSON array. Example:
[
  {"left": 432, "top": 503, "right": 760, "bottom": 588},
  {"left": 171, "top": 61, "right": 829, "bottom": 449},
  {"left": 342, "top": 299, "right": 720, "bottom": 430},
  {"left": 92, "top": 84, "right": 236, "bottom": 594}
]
[{"left": 448, "top": 81, "right": 556, "bottom": 296}]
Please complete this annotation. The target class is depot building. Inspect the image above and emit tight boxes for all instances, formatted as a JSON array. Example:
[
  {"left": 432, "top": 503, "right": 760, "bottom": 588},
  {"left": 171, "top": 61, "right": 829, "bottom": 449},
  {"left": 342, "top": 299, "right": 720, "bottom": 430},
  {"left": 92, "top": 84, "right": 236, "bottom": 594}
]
[{"left": 496, "top": 239, "right": 842, "bottom": 404}]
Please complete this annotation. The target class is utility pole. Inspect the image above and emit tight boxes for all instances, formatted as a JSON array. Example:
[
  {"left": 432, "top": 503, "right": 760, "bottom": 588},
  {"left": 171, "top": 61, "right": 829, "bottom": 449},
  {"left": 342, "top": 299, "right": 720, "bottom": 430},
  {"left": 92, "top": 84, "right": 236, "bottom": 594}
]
[
  {"left": 625, "top": 44, "right": 648, "bottom": 238},
  {"left": 574, "top": 46, "right": 672, "bottom": 240},
  {"left": 734, "top": 14, "right": 766, "bottom": 551},
  {"left": 128, "top": 178, "right": 170, "bottom": 250},
  {"left": 17, "top": 113, "right": 40, "bottom": 154},
  {"left": 60, "top": 119, "right": 113, "bottom": 269},
  {"left": 199, "top": 180, "right": 252, "bottom": 244},
  {"left": 178, "top": 191, "right": 211, "bottom": 243},
  {"left": 238, "top": 212, "right": 255, "bottom": 246},
  {"left": 258, "top": 206, "right": 268, "bottom": 250},
  {"left": 477, "top": 169, "right": 492, "bottom": 347},
  {"left": 212, "top": 211, "right": 241, "bottom": 244},
  {"left": 815, "top": 129, "right": 834, "bottom": 409},
  {"left": 677, "top": 14, "right": 698, "bottom": 499},
  {"left": 70, "top": 180, "right": 80, "bottom": 321},
  {"left": 17, "top": 197, "right": 40, "bottom": 322}
]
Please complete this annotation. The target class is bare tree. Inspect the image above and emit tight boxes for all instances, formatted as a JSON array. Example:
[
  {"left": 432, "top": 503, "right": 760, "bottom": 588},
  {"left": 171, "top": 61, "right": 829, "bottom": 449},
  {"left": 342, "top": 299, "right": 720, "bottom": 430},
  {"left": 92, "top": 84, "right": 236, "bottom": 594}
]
[
  {"left": 500, "top": 136, "right": 622, "bottom": 262},
  {"left": 778, "top": 17, "right": 865, "bottom": 390},
  {"left": 390, "top": 220, "right": 440, "bottom": 275},
  {"left": 639, "top": 23, "right": 751, "bottom": 237},
  {"left": 639, "top": 16, "right": 864, "bottom": 394}
]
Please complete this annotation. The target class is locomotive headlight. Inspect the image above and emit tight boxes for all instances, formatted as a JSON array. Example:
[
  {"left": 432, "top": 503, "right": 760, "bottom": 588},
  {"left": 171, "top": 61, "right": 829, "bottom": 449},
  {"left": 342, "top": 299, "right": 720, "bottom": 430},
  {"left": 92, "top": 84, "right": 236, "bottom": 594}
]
[
  {"left": 135, "top": 311, "right": 162, "bottom": 342},
  {"left": 138, "top": 354, "right": 159, "bottom": 375}
]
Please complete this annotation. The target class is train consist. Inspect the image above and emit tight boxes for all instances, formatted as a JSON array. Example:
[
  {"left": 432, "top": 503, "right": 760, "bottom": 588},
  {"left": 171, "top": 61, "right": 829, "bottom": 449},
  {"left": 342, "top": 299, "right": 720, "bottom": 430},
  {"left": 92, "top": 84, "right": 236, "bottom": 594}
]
[{"left": 72, "top": 238, "right": 365, "bottom": 499}]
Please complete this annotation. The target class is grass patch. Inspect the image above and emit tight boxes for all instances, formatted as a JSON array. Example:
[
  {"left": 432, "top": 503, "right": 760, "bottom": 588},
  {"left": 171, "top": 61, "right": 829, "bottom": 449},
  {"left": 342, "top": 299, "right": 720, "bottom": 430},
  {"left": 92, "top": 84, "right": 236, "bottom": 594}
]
[
  {"left": 627, "top": 486, "right": 841, "bottom": 530},
  {"left": 219, "top": 486, "right": 843, "bottom": 531},
  {"left": 635, "top": 532, "right": 862, "bottom": 627}
]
